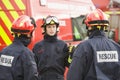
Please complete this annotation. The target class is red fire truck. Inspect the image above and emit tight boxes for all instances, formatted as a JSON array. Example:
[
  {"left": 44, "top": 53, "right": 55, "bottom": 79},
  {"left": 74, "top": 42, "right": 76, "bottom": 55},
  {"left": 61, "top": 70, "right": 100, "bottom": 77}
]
[{"left": 0, "top": 0, "right": 95, "bottom": 51}]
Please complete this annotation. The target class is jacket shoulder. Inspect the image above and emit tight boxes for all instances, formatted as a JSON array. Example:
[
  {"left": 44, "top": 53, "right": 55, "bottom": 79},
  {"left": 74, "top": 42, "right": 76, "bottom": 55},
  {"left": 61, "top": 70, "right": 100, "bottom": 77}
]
[{"left": 57, "top": 39, "right": 66, "bottom": 44}]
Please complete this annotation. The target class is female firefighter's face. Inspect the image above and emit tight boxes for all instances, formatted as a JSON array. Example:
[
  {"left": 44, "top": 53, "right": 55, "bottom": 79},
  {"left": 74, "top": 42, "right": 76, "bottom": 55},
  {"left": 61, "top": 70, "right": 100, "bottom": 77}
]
[{"left": 46, "top": 24, "right": 57, "bottom": 36}]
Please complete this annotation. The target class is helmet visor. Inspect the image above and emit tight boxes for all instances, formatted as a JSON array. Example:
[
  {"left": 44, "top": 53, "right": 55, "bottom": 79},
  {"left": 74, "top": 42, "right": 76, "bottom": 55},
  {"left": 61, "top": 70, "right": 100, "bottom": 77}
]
[{"left": 45, "top": 16, "right": 59, "bottom": 24}]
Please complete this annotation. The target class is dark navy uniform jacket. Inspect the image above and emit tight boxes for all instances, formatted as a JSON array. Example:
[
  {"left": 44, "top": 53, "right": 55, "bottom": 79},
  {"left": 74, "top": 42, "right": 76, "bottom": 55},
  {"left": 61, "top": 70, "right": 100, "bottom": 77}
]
[
  {"left": 67, "top": 30, "right": 120, "bottom": 80},
  {"left": 32, "top": 35, "right": 69, "bottom": 80},
  {"left": 0, "top": 38, "right": 38, "bottom": 80}
]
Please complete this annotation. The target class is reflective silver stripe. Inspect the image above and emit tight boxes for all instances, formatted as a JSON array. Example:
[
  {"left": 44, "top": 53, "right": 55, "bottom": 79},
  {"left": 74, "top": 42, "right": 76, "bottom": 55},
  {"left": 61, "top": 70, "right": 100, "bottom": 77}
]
[
  {"left": 0, "top": 55, "right": 14, "bottom": 67},
  {"left": 97, "top": 51, "right": 118, "bottom": 63}
]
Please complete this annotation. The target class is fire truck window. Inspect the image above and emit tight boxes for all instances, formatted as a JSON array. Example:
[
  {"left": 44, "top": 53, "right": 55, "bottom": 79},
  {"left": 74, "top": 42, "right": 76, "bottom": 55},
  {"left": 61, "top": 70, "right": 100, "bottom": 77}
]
[{"left": 71, "top": 15, "right": 87, "bottom": 41}]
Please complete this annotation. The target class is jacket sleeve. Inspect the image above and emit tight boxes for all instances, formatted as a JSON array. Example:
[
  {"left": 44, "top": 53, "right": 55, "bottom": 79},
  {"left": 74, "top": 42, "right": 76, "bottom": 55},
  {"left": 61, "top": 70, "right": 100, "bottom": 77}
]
[
  {"left": 67, "top": 43, "right": 88, "bottom": 80},
  {"left": 63, "top": 43, "right": 70, "bottom": 67},
  {"left": 32, "top": 43, "right": 43, "bottom": 67},
  {"left": 68, "top": 45, "right": 76, "bottom": 64},
  {"left": 22, "top": 50, "right": 38, "bottom": 80},
  {"left": 32, "top": 45, "right": 39, "bottom": 66}
]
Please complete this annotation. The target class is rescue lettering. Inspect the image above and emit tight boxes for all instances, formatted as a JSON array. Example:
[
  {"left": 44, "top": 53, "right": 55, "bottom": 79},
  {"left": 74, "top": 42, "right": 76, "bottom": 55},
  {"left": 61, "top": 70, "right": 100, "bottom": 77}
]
[
  {"left": 0, "top": 55, "right": 14, "bottom": 67},
  {"left": 97, "top": 51, "right": 118, "bottom": 63}
]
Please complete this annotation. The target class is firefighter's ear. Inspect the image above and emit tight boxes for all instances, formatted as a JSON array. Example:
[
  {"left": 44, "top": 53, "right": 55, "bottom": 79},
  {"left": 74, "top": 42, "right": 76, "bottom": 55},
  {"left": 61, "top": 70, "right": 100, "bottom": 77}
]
[
  {"left": 42, "top": 27, "right": 45, "bottom": 34},
  {"left": 57, "top": 27, "right": 59, "bottom": 32}
]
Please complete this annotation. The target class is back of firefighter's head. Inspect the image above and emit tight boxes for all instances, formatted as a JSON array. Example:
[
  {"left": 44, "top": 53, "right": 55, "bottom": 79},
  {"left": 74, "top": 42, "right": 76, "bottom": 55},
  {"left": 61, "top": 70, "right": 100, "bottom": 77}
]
[
  {"left": 85, "top": 9, "right": 109, "bottom": 32},
  {"left": 41, "top": 15, "right": 59, "bottom": 36},
  {"left": 11, "top": 15, "right": 36, "bottom": 46}
]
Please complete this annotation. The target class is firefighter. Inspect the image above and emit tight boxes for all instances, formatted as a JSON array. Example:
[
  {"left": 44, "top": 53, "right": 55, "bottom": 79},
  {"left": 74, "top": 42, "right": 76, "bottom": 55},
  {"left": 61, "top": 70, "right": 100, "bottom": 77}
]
[
  {"left": 32, "top": 15, "right": 69, "bottom": 80},
  {"left": 0, "top": 15, "right": 38, "bottom": 80},
  {"left": 67, "top": 9, "right": 120, "bottom": 80}
]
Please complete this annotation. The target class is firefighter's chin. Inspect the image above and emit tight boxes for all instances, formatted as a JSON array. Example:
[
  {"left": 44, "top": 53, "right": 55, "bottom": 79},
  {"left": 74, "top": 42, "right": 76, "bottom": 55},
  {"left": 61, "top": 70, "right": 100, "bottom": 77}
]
[
  {"left": 49, "top": 34, "right": 55, "bottom": 36},
  {"left": 47, "top": 32, "right": 56, "bottom": 36}
]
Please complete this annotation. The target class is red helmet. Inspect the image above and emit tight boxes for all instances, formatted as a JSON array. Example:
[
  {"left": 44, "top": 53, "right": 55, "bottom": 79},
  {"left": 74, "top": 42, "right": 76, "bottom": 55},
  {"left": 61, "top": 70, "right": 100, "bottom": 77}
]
[
  {"left": 11, "top": 15, "right": 35, "bottom": 34},
  {"left": 85, "top": 9, "right": 109, "bottom": 27},
  {"left": 42, "top": 15, "right": 59, "bottom": 27}
]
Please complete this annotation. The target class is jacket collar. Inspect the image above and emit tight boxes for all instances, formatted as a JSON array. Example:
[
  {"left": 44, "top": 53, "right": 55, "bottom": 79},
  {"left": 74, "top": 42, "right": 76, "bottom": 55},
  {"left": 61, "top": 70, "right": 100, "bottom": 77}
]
[
  {"left": 89, "top": 30, "right": 106, "bottom": 39},
  {"left": 44, "top": 34, "right": 58, "bottom": 42}
]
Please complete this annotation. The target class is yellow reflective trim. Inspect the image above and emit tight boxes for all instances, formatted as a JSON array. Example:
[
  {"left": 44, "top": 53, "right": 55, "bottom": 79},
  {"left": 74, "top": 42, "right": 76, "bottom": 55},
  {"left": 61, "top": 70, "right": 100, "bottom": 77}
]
[
  {"left": 2, "top": 0, "right": 14, "bottom": 10},
  {"left": 0, "top": 11, "right": 12, "bottom": 31},
  {"left": 68, "top": 56, "right": 72, "bottom": 63},
  {"left": 105, "top": 11, "right": 120, "bottom": 14},
  {"left": 69, "top": 46, "right": 72, "bottom": 52},
  {"left": 14, "top": 0, "right": 26, "bottom": 10},
  {"left": 0, "top": 25, "right": 12, "bottom": 45},
  {"left": 10, "top": 11, "right": 19, "bottom": 20}
]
